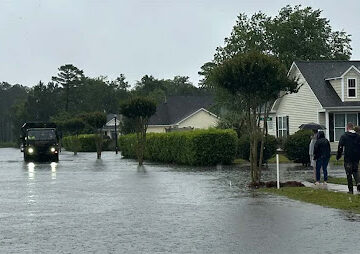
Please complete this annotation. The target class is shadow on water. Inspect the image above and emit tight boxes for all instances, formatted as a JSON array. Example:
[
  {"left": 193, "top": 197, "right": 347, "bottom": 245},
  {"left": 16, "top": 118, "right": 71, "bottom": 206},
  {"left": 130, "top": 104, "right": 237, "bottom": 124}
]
[{"left": 92, "top": 159, "right": 107, "bottom": 171}]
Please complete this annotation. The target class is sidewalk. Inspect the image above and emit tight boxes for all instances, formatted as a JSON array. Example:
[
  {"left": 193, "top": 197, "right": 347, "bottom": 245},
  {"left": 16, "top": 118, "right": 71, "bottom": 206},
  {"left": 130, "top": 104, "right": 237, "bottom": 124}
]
[{"left": 302, "top": 181, "right": 359, "bottom": 194}]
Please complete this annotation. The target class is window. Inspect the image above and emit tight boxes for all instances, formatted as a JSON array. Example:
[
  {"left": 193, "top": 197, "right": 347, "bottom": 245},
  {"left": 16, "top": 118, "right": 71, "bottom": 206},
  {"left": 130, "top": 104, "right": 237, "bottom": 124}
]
[
  {"left": 334, "top": 113, "right": 358, "bottom": 141},
  {"left": 277, "top": 116, "right": 288, "bottom": 138},
  {"left": 348, "top": 78, "right": 357, "bottom": 98}
]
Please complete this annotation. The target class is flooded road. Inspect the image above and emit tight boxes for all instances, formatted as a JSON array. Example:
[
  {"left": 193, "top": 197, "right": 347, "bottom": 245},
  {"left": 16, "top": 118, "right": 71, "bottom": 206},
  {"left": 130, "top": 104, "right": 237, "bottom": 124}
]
[{"left": 0, "top": 148, "right": 359, "bottom": 253}]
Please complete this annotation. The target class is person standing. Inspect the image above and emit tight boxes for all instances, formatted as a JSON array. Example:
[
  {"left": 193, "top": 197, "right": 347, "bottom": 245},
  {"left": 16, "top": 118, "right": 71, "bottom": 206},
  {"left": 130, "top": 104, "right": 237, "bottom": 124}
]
[
  {"left": 336, "top": 122, "right": 360, "bottom": 194},
  {"left": 313, "top": 131, "right": 331, "bottom": 185},
  {"left": 309, "top": 130, "right": 318, "bottom": 181}
]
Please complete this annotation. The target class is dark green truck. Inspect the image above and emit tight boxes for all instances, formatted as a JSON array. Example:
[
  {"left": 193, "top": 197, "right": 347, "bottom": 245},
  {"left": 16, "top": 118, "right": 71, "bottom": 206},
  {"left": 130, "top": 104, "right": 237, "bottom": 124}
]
[{"left": 20, "top": 122, "right": 60, "bottom": 162}]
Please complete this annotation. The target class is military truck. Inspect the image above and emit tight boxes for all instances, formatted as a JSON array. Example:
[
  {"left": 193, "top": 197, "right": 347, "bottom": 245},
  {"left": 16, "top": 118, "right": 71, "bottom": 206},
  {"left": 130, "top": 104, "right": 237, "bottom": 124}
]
[{"left": 20, "top": 122, "right": 60, "bottom": 162}]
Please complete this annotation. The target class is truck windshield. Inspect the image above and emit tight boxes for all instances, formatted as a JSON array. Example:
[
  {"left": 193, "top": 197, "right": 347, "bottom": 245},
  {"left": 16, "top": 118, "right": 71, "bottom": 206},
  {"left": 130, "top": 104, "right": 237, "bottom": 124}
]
[{"left": 27, "top": 129, "right": 56, "bottom": 141}]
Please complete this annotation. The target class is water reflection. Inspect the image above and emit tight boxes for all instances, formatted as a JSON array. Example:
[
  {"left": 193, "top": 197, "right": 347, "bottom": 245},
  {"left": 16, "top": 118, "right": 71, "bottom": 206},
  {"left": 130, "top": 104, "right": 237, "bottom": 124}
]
[
  {"left": 51, "top": 162, "right": 57, "bottom": 180},
  {"left": 137, "top": 165, "right": 147, "bottom": 173},
  {"left": 27, "top": 162, "right": 35, "bottom": 180}
]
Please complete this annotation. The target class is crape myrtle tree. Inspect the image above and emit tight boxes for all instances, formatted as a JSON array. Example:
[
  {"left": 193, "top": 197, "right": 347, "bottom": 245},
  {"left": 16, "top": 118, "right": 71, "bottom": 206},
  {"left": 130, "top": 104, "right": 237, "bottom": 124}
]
[
  {"left": 78, "top": 112, "right": 107, "bottom": 159},
  {"left": 120, "top": 97, "right": 156, "bottom": 165},
  {"left": 211, "top": 52, "right": 298, "bottom": 185},
  {"left": 59, "top": 118, "right": 85, "bottom": 155}
]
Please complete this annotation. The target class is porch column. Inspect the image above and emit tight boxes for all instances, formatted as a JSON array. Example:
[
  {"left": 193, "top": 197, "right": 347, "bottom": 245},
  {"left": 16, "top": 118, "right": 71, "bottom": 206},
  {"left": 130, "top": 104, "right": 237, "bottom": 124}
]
[{"left": 325, "top": 111, "right": 330, "bottom": 139}]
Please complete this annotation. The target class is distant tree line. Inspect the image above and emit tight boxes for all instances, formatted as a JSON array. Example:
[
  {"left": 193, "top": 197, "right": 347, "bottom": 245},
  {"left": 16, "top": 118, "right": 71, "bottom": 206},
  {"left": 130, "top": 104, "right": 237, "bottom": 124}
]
[{"left": 0, "top": 65, "right": 209, "bottom": 144}]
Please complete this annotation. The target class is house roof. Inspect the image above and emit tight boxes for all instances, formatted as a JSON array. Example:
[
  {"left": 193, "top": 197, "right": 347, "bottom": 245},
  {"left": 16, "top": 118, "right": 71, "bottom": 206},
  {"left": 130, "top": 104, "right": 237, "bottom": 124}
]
[
  {"left": 104, "top": 114, "right": 122, "bottom": 127},
  {"left": 294, "top": 61, "right": 360, "bottom": 107},
  {"left": 148, "top": 96, "right": 215, "bottom": 125}
]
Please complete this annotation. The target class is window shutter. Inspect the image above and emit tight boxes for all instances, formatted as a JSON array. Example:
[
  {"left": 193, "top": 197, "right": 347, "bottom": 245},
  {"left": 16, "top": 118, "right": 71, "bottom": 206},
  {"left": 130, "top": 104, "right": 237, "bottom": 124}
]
[
  {"left": 286, "top": 116, "right": 290, "bottom": 136},
  {"left": 329, "top": 113, "right": 334, "bottom": 142},
  {"left": 275, "top": 117, "right": 278, "bottom": 138}
]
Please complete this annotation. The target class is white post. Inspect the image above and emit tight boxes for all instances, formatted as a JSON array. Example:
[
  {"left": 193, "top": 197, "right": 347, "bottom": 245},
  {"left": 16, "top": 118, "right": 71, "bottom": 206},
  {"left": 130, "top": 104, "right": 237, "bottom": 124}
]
[
  {"left": 276, "top": 153, "right": 280, "bottom": 189},
  {"left": 325, "top": 111, "right": 330, "bottom": 140},
  {"left": 276, "top": 148, "right": 283, "bottom": 189}
]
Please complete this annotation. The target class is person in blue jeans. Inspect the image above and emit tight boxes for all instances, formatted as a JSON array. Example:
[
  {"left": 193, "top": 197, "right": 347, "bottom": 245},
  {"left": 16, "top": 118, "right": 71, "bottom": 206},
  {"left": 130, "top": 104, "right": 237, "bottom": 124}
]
[{"left": 313, "top": 131, "right": 331, "bottom": 185}]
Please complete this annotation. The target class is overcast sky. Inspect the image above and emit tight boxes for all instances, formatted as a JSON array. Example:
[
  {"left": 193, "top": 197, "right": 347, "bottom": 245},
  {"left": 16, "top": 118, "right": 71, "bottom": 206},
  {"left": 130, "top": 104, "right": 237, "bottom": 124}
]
[{"left": 1, "top": 0, "right": 359, "bottom": 87}]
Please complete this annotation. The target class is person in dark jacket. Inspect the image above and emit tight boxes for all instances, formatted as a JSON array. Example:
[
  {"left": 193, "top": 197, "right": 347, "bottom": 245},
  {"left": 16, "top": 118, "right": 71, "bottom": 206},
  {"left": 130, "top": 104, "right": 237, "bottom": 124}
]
[
  {"left": 336, "top": 122, "right": 360, "bottom": 194},
  {"left": 313, "top": 131, "right": 331, "bottom": 185}
]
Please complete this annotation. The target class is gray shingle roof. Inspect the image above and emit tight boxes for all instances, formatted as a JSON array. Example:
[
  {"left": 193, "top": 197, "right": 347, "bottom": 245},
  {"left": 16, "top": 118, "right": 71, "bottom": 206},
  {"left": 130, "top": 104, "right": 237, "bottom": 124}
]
[
  {"left": 148, "top": 96, "right": 215, "bottom": 125},
  {"left": 295, "top": 61, "right": 360, "bottom": 107}
]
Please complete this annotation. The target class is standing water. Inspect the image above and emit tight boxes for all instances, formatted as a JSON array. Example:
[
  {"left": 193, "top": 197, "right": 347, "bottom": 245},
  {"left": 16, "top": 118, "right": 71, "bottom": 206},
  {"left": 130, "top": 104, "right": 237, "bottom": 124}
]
[{"left": 0, "top": 148, "right": 358, "bottom": 253}]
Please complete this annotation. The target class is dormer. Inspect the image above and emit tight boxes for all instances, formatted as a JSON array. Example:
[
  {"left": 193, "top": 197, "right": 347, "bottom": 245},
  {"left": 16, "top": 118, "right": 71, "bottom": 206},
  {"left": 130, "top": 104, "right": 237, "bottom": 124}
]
[{"left": 326, "top": 65, "right": 360, "bottom": 102}]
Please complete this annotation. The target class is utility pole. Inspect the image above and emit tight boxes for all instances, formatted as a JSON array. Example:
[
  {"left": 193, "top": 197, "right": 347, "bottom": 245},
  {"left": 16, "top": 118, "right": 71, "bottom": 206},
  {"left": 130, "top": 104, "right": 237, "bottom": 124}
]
[{"left": 114, "top": 116, "right": 118, "bottom": 154}]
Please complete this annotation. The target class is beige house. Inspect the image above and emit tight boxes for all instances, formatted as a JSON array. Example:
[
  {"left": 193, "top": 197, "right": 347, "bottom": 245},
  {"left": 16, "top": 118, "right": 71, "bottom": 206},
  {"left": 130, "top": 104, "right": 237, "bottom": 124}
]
[
  {"left": 147, "top": 96, "right": 218, "bottom": 133},
  {"left": 269, "top": 61, "right": 360, "bottom": 149}
]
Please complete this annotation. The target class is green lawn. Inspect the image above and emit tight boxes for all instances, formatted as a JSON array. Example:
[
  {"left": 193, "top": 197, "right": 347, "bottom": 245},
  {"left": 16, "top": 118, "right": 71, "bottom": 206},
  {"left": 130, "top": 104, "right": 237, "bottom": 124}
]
[
  {"left": 260, "top": 187, "right": 360, "bottom": 214},
  {"left": 327, "top": 176, "right": 355, "bottom": 185},
  {"left": 267, "top": 154, "right": 292, "bottom": 163},
  {"left": 329, "top": 155, "right": 344, "bottom": 165},
  {"left": 0, "top": 142, "right": 17, "bottom": 148},
  {"left": 234, "top": 154, "right": 344, "bottom": 165}
]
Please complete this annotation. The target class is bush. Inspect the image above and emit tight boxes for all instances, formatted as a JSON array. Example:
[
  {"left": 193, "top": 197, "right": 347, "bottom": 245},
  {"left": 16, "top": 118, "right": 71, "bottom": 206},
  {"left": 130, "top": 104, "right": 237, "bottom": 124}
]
[
  {"left": 119, "top": 129, "right": 238, "bottom": 166},
  {"left": 237, "top": 135, "right": 277, "bottom": 164},
  {"left": 62, "top": 134, "right": 112, "bottom": 152},
  {"left": 284, "top": 129, "right": 313, "bottom": 165}
]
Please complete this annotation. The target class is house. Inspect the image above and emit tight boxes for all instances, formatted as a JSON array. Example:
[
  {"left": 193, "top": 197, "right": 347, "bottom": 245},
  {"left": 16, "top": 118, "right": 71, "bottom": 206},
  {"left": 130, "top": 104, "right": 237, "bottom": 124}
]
[
  {"left": 147, "top": 96, "right": 219, "bottom": 133},
  {"left": 103, "top": 114, "right": 122, "bottom": 139},
  {"left": 270, "top": 60, "right": 360, "bottom": 149}
]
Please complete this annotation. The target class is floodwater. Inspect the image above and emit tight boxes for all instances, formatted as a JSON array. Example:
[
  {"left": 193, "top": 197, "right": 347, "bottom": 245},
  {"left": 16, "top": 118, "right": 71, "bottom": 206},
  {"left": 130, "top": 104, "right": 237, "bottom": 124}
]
[{"left": 0, "top": 148, "right": 359, "bottom": 254}]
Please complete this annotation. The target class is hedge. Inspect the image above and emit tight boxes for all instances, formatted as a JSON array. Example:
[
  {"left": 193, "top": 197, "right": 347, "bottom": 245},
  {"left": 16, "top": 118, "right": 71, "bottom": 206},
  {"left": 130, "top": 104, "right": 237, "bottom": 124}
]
[
  {"left": 237, "top": 135, "right": 277, "bottom": 164},
  {"left": 62, "top": 134, "right": 112, "bottom": 152},
  {"left": 119, "top": 129, "right": 238, "bottom": 166},
  {"left": 284, "top": 129, "right": 313, "bottom": 165}
]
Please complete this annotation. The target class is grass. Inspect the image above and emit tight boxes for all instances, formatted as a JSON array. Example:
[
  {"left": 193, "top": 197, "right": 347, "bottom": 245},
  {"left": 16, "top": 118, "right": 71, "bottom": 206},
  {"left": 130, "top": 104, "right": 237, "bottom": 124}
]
[
  {"left": 329, "top": 155, "right": 344, "bottom": 165},
  {"left": 327, "top": 176, "right": 353, "bottom": 185},
  {"left": 260, "top": 187, "right": 360, "bottom": 214},
  {"left": 233, "top": 158, "right": 248, "bottom": 164},
  {"left": 233, "top": 154, "right": 292, "bottom": 164},
  {"left": 234, "top": 153, "right": 344, "bottom": 165},
  {"left": 267, "top": 154, "right": 292, "bottom": 163},
  {"left": 0, "top": 142, "right": 17, "bottom": 148}
]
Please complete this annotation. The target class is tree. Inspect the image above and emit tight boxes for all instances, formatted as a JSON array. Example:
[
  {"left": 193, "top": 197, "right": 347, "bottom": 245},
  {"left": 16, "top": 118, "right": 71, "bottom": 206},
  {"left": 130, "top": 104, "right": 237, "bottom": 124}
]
[
  {"left": 111, "top": 74, "right": 130, "bottom": 91},
  {"left": 52, "top": 64, "right": 85, "bottom": 112},
  {"left": 0, "top": 82, "right": 28, "bottom": 143},
  {"left": 119, "top": 97, "right": 156, "bottom": 165},
  {"left": 211, "top": 52, "right": 298, "bottom": 185},
  {"left": 214, "top": 5, "right": 352, "bottom": 67},
  {"left": 78, "top": 112, "right": 107, "bottom": 159},
  {"left": 268, "top": 5, "right": 352, "bottom": 66}
]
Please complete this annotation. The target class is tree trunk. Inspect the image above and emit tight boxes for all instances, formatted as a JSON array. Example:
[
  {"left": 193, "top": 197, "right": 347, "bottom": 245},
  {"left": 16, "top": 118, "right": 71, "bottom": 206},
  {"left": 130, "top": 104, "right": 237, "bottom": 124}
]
[
  {"left": 65, "top": 85, "right": 69, "bottom": 112},
  {"left": 94, "top": 132, "right": 103, "bottom": 159}
]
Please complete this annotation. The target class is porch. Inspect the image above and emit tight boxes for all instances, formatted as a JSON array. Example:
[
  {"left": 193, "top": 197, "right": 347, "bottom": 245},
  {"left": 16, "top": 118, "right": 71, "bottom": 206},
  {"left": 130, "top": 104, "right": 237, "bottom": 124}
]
[{"left": 319, "top": 110, "right": 360, "bottom": 151}]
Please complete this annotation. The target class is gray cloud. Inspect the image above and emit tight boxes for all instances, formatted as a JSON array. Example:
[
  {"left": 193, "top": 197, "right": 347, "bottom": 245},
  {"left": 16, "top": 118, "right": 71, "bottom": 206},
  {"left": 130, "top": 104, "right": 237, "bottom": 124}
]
[{"left": 0, "top": 0, "right": 358, "bottom": 87}]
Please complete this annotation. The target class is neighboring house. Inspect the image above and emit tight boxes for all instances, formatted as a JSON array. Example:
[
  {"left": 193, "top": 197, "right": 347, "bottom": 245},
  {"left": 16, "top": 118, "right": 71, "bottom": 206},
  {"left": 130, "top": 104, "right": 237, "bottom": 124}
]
[
  {"left": 147, "top": 96, "right": 218, "bottom": 133},
  {"left": 270, "top": 60, "right": 360, "bottom": 149},
  {"left": 103, "top": 114, "right": 122, "bottom": 139}
]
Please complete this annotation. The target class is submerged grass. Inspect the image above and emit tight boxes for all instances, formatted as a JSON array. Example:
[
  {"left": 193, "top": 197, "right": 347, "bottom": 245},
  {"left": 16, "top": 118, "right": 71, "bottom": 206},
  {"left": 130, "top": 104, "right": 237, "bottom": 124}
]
[{"left": 260, "top": 187, "right": 360, "bottom": 214}]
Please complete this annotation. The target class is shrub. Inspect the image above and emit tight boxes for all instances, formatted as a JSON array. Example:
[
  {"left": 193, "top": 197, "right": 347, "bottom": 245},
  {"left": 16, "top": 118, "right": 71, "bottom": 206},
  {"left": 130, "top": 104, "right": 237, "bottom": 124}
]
[
  {"left": 62, "top": 134, "right": 111, "bottom": 152},
  {"left": 284, "top": 129, "right": 313, "bottom": 165},
  {"left": 119, "top": 129, "right": 237, "bottom": 166},
  {"left": 237, "top": 135, "right": 277, "bottom": 164}
]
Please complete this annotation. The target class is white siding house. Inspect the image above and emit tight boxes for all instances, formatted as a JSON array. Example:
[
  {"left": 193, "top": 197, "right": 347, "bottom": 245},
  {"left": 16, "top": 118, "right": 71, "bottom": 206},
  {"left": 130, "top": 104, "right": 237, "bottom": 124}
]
[
  {"left": 272, "top": 61, "right": 360, "bottom": 150},
  {"left": 147, "top": 96, "right": 218, "bottom": 133}
]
